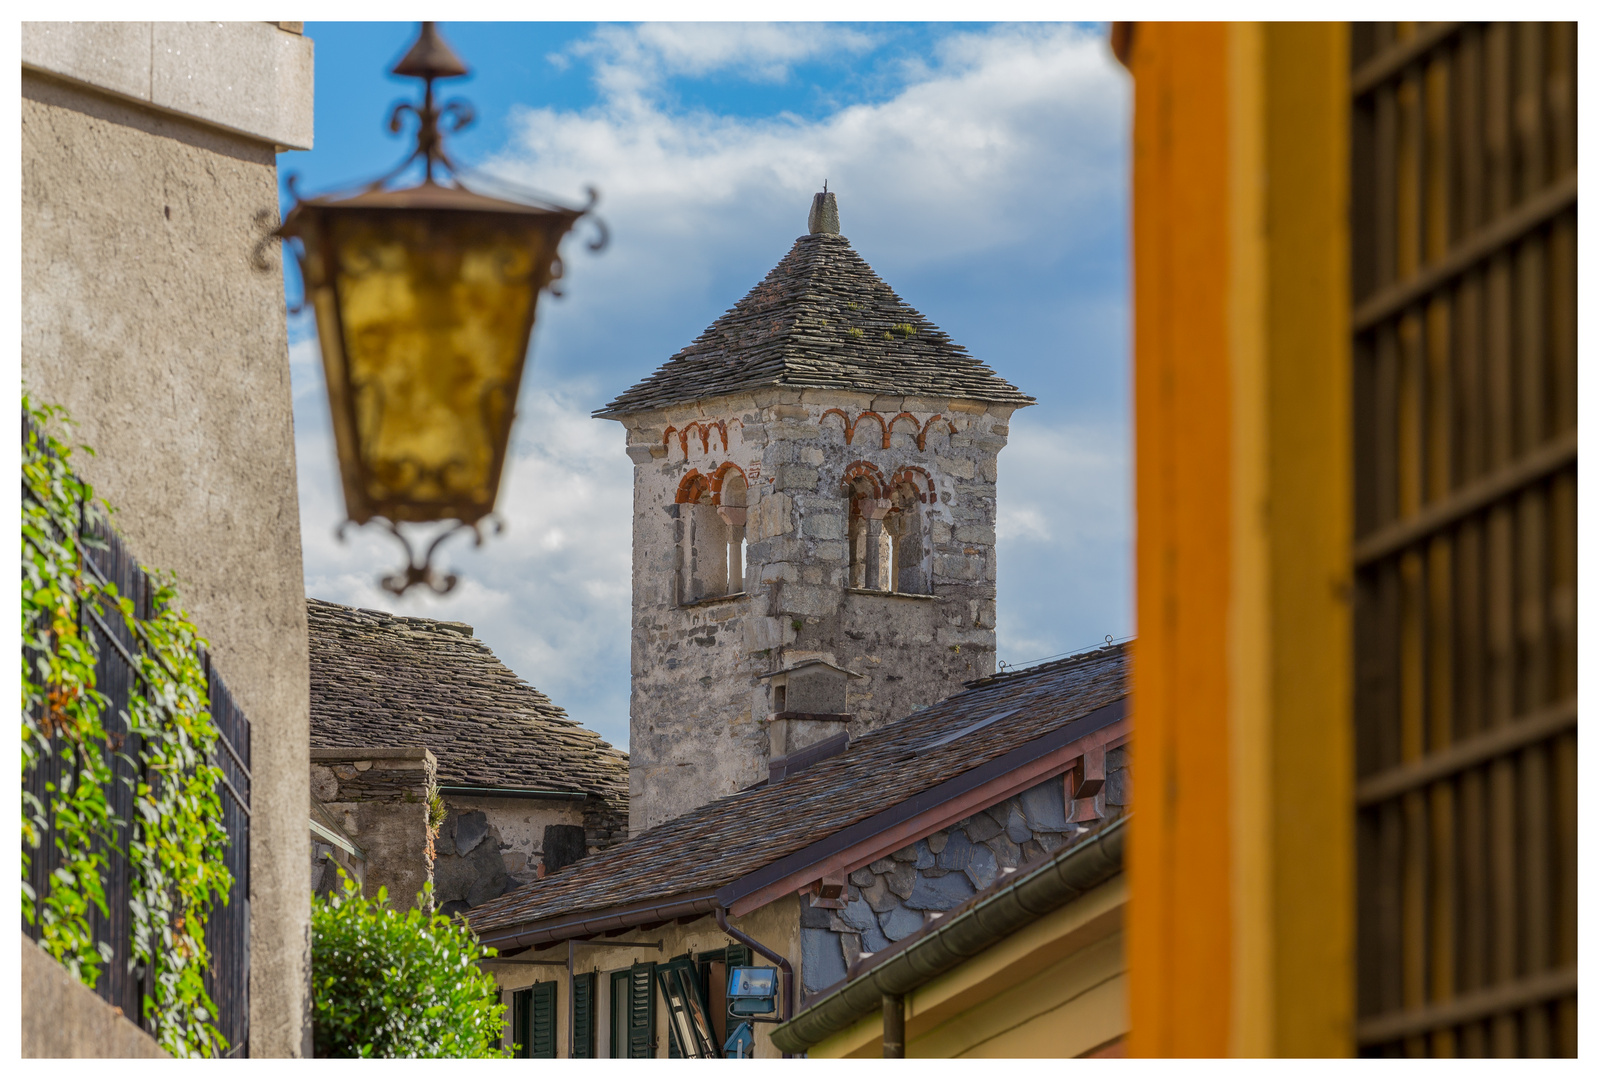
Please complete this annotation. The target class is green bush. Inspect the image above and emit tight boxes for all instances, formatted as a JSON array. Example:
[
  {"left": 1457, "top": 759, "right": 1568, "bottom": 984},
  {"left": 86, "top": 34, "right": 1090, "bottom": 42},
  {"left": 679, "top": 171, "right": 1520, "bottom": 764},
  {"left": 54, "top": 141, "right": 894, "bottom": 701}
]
[{"left": 311, "top": 874, "right": 509, "bottom": 1058}]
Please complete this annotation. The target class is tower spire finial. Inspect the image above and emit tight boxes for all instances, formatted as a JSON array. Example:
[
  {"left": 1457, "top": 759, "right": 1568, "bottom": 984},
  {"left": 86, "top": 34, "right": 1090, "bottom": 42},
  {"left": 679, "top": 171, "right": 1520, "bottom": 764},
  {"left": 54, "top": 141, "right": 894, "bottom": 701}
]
[{"left": 808, "top": 186, "right": 839, "bottom": 235}]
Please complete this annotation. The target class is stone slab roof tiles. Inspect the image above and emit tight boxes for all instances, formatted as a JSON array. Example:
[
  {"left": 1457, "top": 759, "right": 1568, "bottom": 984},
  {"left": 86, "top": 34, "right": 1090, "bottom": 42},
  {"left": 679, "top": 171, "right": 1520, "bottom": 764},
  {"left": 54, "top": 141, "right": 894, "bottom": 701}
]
[
  {"left": 594, "top": 231, "right": 1035, "bottom": 418},
  {"left": 467, "top": 644, "right": 1128, "bottom": 936},
  {"left": 306, "top": 597, "right": 628, "bottom": 802}
]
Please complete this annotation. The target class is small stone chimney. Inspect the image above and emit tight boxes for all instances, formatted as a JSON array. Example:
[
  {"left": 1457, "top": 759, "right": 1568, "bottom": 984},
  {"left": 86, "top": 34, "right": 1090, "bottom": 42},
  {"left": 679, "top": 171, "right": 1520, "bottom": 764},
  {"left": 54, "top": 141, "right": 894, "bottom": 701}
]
[{"left": 808, "top": 189, "right": 840, "bottom": 235}]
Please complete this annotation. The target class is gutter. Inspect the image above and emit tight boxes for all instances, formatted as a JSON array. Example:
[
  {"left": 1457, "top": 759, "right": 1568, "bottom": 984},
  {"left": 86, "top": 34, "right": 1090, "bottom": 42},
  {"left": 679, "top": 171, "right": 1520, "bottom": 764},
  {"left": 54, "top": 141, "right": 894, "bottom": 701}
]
[
  {"left": 768, "top": 815, "right": 1129, "bottom": 1055},
  {"left": 436, "top": 784, "right": 588, "bottom": 801}
]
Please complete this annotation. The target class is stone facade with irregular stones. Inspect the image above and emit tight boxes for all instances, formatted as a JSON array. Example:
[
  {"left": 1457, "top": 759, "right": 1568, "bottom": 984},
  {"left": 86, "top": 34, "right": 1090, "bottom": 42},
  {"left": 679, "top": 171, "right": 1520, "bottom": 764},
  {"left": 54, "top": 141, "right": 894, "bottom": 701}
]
[
  {"left": 618, "top": 391, "right": 1019, "bottom": 833},
  {"left": 600, "top": 193, "right": 1033, "bottom": 834},
  {"left": 798, "top": 747, "right": 1131, "bottom": 997}
]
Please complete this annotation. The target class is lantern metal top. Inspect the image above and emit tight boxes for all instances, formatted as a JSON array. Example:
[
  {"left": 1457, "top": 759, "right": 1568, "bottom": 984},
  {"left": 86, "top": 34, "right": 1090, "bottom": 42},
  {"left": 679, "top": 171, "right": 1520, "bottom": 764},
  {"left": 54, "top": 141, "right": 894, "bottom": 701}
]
[{"left": 391, "top": 20, "right": 469, "bottom": 81}]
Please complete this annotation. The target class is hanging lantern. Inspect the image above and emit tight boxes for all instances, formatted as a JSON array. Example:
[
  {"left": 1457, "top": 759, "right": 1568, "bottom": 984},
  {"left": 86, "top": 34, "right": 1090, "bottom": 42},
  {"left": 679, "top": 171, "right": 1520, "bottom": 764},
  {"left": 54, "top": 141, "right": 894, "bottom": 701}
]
[{"left": 276, "top": 22, "right": 603, "bottom": 595}]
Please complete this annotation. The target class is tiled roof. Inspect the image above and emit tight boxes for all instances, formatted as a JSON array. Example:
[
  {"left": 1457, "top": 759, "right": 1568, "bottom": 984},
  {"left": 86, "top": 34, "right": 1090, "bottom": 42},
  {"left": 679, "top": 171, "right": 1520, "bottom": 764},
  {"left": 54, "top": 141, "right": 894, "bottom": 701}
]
[
  {"left": 594, "top": 232, "right": 1034, "bottom": 418},
  {"left": 306, "top": 598, "right": 628, "bottom": 801},
  {"left": 467, "top": 644, "right": 1128, "bottom": 935}
]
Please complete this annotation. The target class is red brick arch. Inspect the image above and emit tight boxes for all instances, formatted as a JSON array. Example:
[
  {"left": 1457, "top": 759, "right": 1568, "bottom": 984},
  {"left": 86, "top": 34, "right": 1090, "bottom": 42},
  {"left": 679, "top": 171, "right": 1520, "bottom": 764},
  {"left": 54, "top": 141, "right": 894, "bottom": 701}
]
[
  {"left": 890, "top": 465, "right": 935, "bottom": 504},
  {"left": 850, "top": 411, "right": 887, "bottom": 448},
  {"left": 709, "top": 461, "right": 748, "bottom": 503},
  {"left": 841, "top": 460, "right": 887, "bottom": 500},
  {"left": 887, "top": 412, "right": 921, "bottom": 448},
  {"left": 676, "top": 470, "right": 712, "bottom": 504}
]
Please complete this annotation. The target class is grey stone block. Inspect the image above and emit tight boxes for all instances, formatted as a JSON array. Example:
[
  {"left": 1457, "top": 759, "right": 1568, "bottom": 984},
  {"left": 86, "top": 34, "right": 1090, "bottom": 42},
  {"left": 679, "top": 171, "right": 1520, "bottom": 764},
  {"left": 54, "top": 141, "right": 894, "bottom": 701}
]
[
  {"left": 890, "top": 843, "right": 919, "bottom": 863},
  {"left": 937, "top": 830, "right": 974, "bottom": 872},
  {"left": 880, "top": 905, "right": 923, "bottom": 942},
  {"left": 801, "top": 928, "right": 848, "bottom": 993},
  {"left": 433, "top": 810, "right": 458, "bottom": 856},
  {"left": 965, "top": 844, "right": 999, "bottom": 890},
  {"left": 869, "top": 857, "right": 896, "bottom": 874},
  {"left": 454, "top": 810, "right": 490, "bottom": 856},
  {"left": 1021, "top": 839, "right": 1047, "bottom": 864},
  {"left": 964, "top": 812, "right": 1003, "bottom": 843},
  {"left": 1106, "top": 763, "right": 1130, "bottom": 807},
  {"left": 861, "top": 877, "right": 897, "bottom": 912},
  {"left": 860, "top": 918, "right": 891, "bottom": 953},
  {"left": 987, "top": 833, "right": 1021, "bottom": 869},
  {"left": 904, "top": 871, "right": 975, "bottom": 911},
  {"left": 926, "top": 830, "right": 949, "bottom": 855},
  {"left": 884, "top": 861, "right": 916, "bottom": 899},
  {"left": 838, "top": 897, "right": 879, "bottom": 934},
  {"left": 840, "top": 932, "right": 863, "bottom": 972},
  {"left": 1019, "top": 778, "right": 1071, "bottom": 832},
  {"left": 914, "top": 840, "right": 935, "bottom": 870},
  {"left": 1037, "top": 831, "right": 1072, "bottom": 854},
  {"left": 1005, "top": 804, "right": 1031, "bottom": 845},
  {"left": 849, "top": 867, "right": 876, "bottom": 888}
]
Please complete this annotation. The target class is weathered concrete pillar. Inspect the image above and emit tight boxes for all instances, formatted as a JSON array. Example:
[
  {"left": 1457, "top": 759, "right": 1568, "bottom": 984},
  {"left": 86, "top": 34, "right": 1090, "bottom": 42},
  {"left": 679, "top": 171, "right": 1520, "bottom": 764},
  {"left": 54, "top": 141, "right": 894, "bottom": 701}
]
[{"left": 309, "top": 748, "right": 437, "bottom": 911}]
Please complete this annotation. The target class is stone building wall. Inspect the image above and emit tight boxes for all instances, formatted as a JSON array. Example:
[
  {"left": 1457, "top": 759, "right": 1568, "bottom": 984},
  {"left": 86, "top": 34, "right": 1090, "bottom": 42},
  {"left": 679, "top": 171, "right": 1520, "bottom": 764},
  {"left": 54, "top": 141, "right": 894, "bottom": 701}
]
[
  {"left": 310, "top": 748, "right": 435, "bottom": 911},
  {"left": 798, "top": 755, "right": 1131, "bottom": 999},
  {"left": 622, "top": 387, "right": 1015, "bottom": 832},
  {"left": 21, "top": 21, "right": 313, "bottom": 1057}
]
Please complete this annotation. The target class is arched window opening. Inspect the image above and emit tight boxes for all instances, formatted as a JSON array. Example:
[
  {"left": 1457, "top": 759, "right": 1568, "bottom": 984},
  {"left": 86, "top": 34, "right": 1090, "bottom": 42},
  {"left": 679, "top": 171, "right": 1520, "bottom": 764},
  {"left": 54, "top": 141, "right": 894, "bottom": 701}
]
[
  {"left": 719, "top": 470, "right": 748, "bottom": 595},
  {"left": 846, "top": 472, "right": 890, "bottom": 591},
  {"left": 676, "top": 468, "right": 747, "bottom": 604},
  {"left": 885, "top": 479, "right": 929, "bottom": 594}
]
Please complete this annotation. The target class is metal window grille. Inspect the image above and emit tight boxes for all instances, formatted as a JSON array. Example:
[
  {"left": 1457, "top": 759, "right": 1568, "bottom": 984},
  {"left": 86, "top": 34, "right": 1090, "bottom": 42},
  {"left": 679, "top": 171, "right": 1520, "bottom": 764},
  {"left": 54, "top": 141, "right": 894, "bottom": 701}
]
[
  {"left": 22, "top": 413, "right": 252, "bottom": 1055},
  {"left": 1350, "top": 22, "right": 1577, "bottom": 1057}
]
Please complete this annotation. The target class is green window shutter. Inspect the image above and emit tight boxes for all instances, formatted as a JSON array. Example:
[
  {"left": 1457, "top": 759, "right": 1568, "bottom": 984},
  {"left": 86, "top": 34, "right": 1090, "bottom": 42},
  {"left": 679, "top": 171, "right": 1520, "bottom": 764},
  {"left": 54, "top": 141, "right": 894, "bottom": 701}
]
[
  {"left": 725, "top": 944, "right": 752, "bottom": 969},
  {"left": 627, "top": 961, "right": 657, "bottom": 1058},
  {"left": 571, "top": 972, "right": 597, "bottom": 1059},
  {"left": 530, "top": 980, "right": 557, "bottom": 1059}
]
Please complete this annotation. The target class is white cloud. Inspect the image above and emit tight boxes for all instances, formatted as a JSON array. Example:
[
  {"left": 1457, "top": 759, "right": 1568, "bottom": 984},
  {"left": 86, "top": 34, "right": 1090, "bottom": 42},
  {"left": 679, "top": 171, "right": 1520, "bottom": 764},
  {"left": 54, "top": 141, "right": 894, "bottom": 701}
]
[{"left": 560, "top": 22, "right": 880, "bottom": 99}]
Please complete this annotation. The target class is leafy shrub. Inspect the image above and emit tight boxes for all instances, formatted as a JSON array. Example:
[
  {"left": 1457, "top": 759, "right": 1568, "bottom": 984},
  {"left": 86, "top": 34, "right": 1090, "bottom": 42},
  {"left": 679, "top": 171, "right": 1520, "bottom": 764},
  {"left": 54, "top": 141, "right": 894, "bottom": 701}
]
[{"left": 311, "top": 875, "right": 509, "bottom": 1058}]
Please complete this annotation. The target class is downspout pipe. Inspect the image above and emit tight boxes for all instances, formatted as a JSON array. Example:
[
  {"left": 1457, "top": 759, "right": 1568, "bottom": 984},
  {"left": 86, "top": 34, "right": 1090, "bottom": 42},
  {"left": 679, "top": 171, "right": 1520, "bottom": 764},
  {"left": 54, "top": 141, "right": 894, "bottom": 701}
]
[{"left": 715, "top": 905, "right": 796, "bottom": 1058}]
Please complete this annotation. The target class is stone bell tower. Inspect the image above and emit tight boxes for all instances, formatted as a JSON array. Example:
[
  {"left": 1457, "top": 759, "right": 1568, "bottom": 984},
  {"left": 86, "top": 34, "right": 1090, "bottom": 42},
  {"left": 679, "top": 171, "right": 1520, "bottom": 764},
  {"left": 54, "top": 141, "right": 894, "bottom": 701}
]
[{"left": 596, "top": 191, "right": 1033, "bottom": 833}]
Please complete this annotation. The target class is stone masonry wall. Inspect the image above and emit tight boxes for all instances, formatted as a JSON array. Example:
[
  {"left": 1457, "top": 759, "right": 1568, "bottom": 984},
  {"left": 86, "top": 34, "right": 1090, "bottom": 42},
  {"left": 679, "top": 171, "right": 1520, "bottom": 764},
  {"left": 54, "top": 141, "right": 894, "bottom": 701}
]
[
  {"left": 622, "top": 387, "right": 1015, "bottom": 832},
  {"left": 310, "top": 748, "right": 435, "bottom": 911},
  {"left": 798, "top": 754, "right": 1130, "bottom": 998},
  {"left": 432, "top": 796, "right": 587, "bottom": 918}
]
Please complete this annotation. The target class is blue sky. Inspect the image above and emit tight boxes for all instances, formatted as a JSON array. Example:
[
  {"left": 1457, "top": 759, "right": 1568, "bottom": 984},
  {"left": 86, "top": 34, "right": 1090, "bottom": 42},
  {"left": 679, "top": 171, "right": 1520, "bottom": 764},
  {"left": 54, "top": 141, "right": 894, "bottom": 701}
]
[{"left": 282, "top": 22, "right": 1131, "bottom": 752}]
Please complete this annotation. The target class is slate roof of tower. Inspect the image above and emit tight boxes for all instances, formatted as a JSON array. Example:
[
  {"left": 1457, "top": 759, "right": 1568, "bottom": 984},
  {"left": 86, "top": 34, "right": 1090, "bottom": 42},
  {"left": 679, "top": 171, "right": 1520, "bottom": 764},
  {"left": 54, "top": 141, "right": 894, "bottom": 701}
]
[
  {"left": 306, "top": 598, "right": 628, "bottom": 801},
  {"left": 594, "top": 231, "right": 1035, "bottom": 418},
  {"left": 467, "top": 643, "right": 1128, "bottom": 936}
]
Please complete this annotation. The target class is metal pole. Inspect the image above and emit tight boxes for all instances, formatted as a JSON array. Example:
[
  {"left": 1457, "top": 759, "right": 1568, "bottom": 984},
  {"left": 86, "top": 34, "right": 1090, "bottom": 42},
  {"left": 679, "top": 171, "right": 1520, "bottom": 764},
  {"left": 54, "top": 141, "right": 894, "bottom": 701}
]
[
  {"left": 567, "top": 938, "right": 575, "bottom": 1059},
  {"left": 882, "top": 993, "right": 905, "bottom": 1058}
]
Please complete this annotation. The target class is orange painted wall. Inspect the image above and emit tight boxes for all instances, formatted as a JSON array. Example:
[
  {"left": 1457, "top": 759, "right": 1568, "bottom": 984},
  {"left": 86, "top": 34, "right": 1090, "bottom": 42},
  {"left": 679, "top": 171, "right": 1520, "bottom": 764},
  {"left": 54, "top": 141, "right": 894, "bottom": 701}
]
[{"left": 1123, "top": 22, "right": 1235, "bottom": 1058}]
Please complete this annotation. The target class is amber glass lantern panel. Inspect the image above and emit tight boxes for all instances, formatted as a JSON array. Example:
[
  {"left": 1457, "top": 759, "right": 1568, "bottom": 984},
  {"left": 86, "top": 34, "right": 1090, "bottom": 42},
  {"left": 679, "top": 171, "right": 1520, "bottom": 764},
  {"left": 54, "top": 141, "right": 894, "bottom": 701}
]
[{"left": 312, "top": 209, "right": 557, "bottom": 524}]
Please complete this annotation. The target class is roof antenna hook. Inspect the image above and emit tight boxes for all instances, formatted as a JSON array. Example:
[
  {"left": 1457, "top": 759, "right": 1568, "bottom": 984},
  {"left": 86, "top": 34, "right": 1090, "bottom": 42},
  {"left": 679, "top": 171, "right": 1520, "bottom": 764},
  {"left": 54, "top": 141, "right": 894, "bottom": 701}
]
[{"left": 823, "top": 179, "right": 827, "bottom": 193}]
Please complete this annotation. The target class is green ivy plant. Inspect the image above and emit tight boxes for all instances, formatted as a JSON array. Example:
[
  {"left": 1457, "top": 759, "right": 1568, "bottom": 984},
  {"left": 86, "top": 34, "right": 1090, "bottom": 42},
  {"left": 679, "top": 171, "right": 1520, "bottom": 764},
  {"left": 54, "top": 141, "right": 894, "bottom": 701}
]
[
  {"left": 21, "top": 395, "right": 234, "bottom": 1057},
  {"left": 21, "top": 398, "right": 116, "bottom": 988},
  {"left": 311, "top": 874, "right": 509, "bottom": 1058}
]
